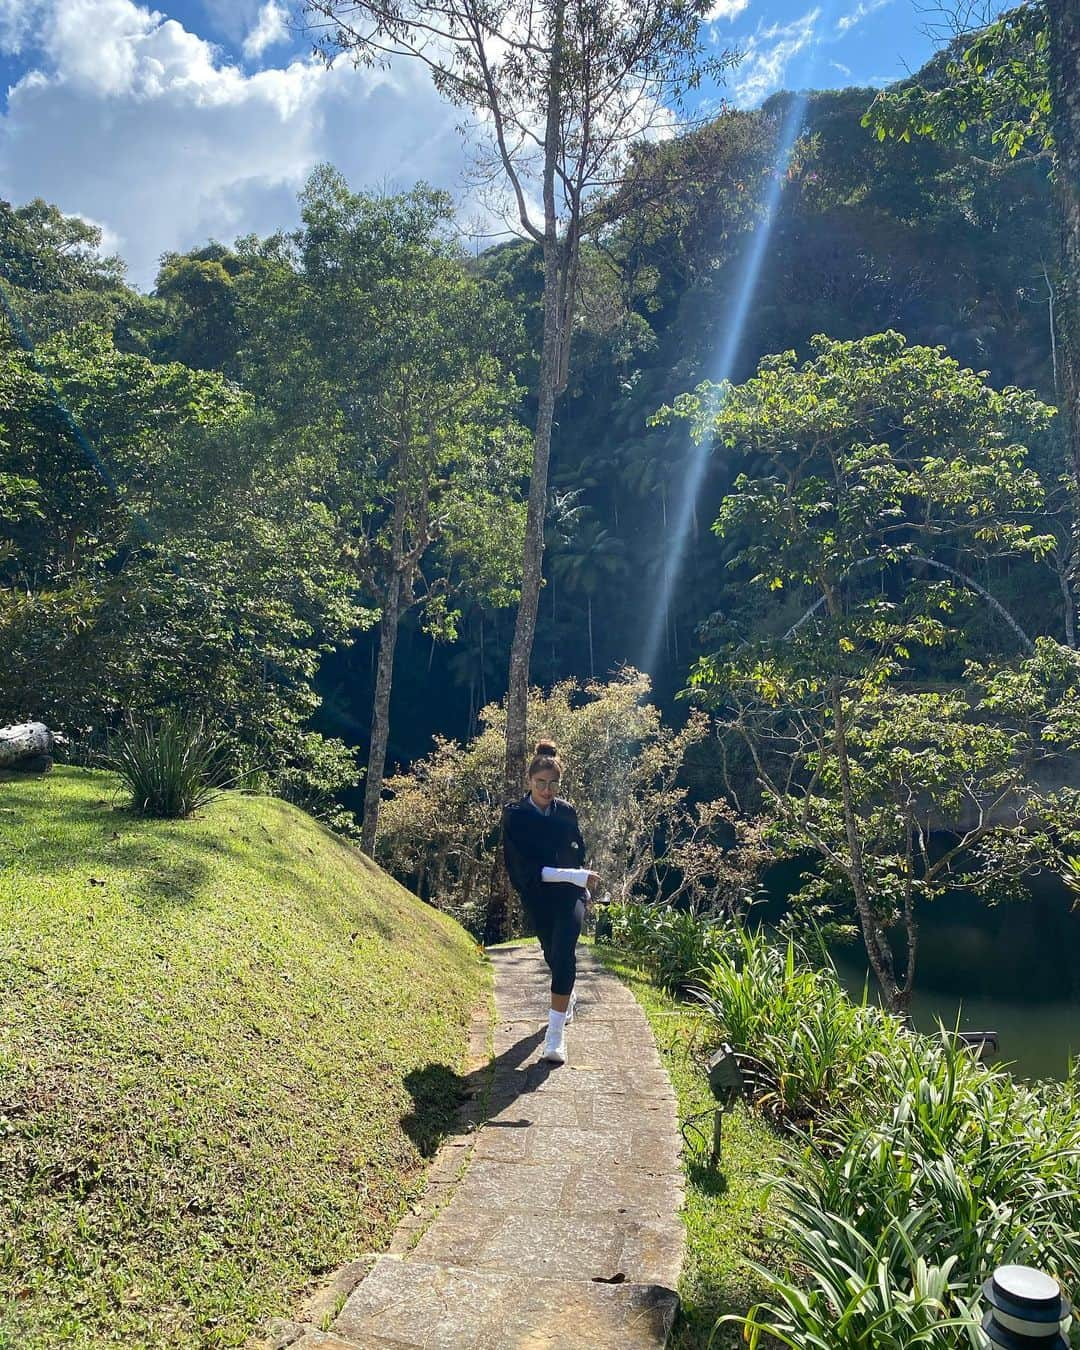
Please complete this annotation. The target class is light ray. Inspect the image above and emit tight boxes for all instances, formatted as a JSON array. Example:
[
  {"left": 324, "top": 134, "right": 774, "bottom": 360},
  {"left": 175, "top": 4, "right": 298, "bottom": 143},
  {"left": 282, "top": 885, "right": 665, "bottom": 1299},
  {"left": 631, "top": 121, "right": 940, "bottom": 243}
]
[{"left": 640, "top": 89, "right": 810, "bottom": 677}]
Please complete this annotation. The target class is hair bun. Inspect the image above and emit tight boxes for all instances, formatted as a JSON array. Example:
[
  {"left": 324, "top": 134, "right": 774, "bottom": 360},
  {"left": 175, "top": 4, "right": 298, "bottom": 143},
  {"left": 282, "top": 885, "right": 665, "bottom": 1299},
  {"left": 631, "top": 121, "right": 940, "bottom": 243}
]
[{"left": 534, "top": 739, "right": 558, "bottom": 757}]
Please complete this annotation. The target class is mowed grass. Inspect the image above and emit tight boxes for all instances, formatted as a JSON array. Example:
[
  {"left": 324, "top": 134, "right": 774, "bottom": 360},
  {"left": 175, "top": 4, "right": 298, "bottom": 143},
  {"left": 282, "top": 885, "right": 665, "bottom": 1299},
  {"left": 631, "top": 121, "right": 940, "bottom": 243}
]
[
  {"left": 593, "top": 944, "right": 787, "bottom": 1350},
  {"left": 0, "top": 768, "right": 489, "bottom": 1348}
]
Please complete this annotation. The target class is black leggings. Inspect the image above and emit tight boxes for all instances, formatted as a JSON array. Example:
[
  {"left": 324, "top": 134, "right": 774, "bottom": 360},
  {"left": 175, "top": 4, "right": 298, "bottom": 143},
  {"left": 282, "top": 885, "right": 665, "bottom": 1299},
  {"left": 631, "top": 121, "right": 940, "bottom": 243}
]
[{"left": 526, "top": 892, "right": 585, "bottom": 998}]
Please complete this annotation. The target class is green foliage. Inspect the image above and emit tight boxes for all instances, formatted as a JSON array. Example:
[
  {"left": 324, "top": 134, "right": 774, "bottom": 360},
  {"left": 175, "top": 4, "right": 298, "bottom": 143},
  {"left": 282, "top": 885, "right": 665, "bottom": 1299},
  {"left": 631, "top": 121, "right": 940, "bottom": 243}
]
[
  {"left": 101, "top": 710, "right": 235, "bottom": 818},
  {"left": 728, "top": 1032, "right": 1080, "bottom": 1346},
  {"left": 238, "top": 169, "right": 530, "bottom": 639},
  {"left": 0, "top": 197, "right": 158, "bottom": 348},
  {"left": 613, "top": 913, "right": 1080, "bottom": 1345},
  {"left": 0, "top": 319, "right": 362, "bottom": 804},
  {"left": 376, "top": 669, "right": 760, "bottom": 933},
  {"left": 654, "top": 332, "right": 1072, "bottom": 1009},
  {"left": 602, "top": 899, "right": 739, "bottom": 993},
  {"left": 151, "top": 242, "right": 253, "bottom": 377},
  {"left": 864, "top": 4, "right": 1052, "bottom": 165}
]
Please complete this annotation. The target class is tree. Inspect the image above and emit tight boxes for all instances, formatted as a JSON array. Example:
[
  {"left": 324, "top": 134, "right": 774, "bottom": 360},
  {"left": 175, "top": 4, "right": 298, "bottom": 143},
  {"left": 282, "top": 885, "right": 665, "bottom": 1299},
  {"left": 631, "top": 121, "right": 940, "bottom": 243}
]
[
  {"left": 238, "top": 169, "right": 530, "bottom": 852},
  {"left": 0, "top": 321, "right": 360, "bottom": 801},
  {"left": 0, "top": 198, "right": 157, "bottom": 348},
  {"left": 375, "top": 668, "right": 763, "bottom": 932},
  {"left": 655, "top": 331, "right": 1065, "bottom": 1011},
  {"left": 865, "top": 1, "right": 1080, "bottom": 528},
  {"left": 548, "top": 508, "right": 627, "bottom": 676},
  {"left": 151, "top": 243, "right": 252, "bottom": 378},
  {"left": 1046, "top": 0, "right": 1080, "bottom": 522},
  {"left": 302, "top": 0, "right": 736, "bottom": 824}
]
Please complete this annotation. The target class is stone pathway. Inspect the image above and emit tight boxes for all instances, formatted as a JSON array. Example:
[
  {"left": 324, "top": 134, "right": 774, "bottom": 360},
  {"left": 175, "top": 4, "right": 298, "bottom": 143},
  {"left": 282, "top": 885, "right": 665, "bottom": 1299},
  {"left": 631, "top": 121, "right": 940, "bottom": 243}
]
[{"left": 276, "top": 944, "right": 685, "bottom": 1349}]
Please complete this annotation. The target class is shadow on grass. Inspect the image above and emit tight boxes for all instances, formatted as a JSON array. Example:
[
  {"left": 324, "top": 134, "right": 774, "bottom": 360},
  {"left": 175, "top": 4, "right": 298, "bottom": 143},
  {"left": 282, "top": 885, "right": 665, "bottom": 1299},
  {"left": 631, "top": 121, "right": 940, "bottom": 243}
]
[
  {"left": 686, "top": 1158, "right": 730, "bottom": 1199},
  {"left": 401, "top": 1024, "right": 550, "bottom": 1158}
]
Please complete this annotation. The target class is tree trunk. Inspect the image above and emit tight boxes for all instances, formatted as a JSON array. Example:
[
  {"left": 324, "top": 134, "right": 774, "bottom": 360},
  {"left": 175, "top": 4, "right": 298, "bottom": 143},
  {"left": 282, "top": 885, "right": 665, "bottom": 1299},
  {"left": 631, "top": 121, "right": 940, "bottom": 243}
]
[
  {"left": 502, "top": 0, "right": 568, "bottom": 809},
  {"left": 503, "top": 254, "right": 564, "bottom": 806},
  {"left": 829, "top": 684, "right": 904, "bottom": 1011},
  {"left": 361, "top": 587, "right": 402, "bottom": 856},
  {"left": 1056, "top": 547, "right": 1077, "bottom": 648},
  {"left": 1047, "top": 0, "right": 1080, "bottom": 489},
  {"left": 490, "top": 0, "right": 569, "bottom": 944},
  {"left": 0, "top": 722, "right": 54, "bottom": 770},
  {"left": 361, "top": 477, "right": 409, "bottom": 857}
]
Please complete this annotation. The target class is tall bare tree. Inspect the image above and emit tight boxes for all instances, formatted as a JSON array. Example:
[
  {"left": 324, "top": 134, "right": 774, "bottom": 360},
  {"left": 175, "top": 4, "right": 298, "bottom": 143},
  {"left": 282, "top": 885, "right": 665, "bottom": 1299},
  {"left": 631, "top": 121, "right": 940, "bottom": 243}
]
[
  {"left": 1047, "top": 0, "right": 1080, "bottom": 493},
  {"left": 303, "top": 0, "right": 734, "bottom": 910}
]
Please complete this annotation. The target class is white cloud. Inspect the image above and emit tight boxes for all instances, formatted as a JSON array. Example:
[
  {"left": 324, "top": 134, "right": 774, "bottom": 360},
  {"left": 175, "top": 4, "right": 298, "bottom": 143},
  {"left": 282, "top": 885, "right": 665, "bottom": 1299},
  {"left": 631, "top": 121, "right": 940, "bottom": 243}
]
[
  {"left": 242, "top": 1, "right": 288, "bottom": 60},
  {"left": 0, "top": 0, "right": 40, "bottom": 53},
  {"left": 836, "top": 0, "right": 893, "bottom": 34},
  {"left": 830, "top": 58, "right": 852, "bottom": 76},
  {"left": 706, "top": 0, "right": 750, "bottom": 21},
  {"left": 0, "top": 0, "right": 476, "bottom": 289},
  {"left": 731, "top": 7, "right": 820, "bottom": 108}
]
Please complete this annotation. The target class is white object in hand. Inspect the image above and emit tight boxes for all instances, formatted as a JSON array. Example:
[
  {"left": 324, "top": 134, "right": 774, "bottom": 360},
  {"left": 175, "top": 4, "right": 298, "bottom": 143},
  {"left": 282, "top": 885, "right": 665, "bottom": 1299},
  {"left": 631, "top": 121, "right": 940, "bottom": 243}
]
[{"left": 541, "top": 866, "right": 592, "bottom": 889}]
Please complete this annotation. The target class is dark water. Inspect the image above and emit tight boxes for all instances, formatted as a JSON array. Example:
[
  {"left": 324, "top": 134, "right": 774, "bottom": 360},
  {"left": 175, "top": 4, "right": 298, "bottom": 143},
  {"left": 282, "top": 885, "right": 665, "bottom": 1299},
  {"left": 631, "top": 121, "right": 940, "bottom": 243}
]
[{"left": 763, "top": 859, "right": 1080, "bottom": 1081}]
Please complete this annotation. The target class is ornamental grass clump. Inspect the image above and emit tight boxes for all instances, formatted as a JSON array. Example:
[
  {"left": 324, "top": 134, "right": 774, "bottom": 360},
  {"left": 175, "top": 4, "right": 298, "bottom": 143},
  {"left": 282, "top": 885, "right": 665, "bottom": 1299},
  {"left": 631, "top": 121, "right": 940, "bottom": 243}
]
[
  {"left": 690, "top": 926, "right": 907, "bottom": 1122},
  {"left": 703, "top": 968, "right": 1080, "bottom": 1345},
  {"left": 603, "top": 899, "right": 739, "bottom": 993},
  {"left": 726, "top": 1043, "right": 1080, "bottom": 1347},
  {"left": 605, "top": 901, "right": 1080, "bottom": 1344},
  {"left": 722, "top": 1204, "right": 986, "bottom": 1348},
  {"left": 102, "top": 711, "right": 234, "bottom": 818}
]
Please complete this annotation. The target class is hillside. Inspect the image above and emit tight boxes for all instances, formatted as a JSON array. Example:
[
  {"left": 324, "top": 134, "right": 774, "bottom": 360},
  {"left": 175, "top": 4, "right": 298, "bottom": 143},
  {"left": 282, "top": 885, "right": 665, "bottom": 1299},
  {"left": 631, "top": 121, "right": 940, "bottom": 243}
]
[{"left": 0, "top": 768, "right": 489, "bottom": 1347}]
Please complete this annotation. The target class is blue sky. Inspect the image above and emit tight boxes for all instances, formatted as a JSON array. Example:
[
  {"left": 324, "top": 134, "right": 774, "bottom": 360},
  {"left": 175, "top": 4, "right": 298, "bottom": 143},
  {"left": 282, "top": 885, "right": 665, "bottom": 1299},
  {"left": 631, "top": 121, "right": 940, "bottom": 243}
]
[{"left": 0, "top": 0, "right": 941, "bottom": 289}]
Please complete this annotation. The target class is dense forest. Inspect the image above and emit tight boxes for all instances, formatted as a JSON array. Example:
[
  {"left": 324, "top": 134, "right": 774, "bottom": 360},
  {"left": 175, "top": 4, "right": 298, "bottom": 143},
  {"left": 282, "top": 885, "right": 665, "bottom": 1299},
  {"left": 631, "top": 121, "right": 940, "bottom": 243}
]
[
  {"left": 3, "top": 9, "right": 1078, "bottom": 974},
  {"left": 9, "top": 68, "right": 1057, "bottom": 769}
]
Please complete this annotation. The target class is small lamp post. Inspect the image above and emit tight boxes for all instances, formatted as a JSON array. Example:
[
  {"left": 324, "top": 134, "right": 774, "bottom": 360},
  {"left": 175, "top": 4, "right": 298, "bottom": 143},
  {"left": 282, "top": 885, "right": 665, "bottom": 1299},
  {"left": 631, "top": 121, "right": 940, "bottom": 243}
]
[
  {"left": 981, "top": 1264, "right": 1072, "bottom": 1349},
  {"left": 706, "top": 1042, "right": 743, "bottom": 1167}
]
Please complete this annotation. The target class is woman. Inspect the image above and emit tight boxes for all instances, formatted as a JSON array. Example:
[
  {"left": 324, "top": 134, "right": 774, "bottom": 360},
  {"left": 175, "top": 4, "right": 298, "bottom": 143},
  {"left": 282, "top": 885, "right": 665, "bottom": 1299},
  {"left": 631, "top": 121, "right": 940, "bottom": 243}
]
[{"left": 502, "top": 740, "right": 600, "bottom": 1065}]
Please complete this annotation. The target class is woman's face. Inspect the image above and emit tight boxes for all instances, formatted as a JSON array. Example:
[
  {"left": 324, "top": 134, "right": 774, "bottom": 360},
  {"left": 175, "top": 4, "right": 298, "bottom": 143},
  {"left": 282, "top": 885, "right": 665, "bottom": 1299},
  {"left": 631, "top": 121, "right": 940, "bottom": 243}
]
[{"left": 528, "top": 770, "right": 560, "bottom": 809}]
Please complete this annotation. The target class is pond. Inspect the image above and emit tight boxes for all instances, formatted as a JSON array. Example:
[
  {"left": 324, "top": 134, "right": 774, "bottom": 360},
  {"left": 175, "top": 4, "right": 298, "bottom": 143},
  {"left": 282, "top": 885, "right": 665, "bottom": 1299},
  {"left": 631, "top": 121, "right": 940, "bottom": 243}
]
[{"left": 763, "top": 859, "right": 1080, "bottom": 1081}]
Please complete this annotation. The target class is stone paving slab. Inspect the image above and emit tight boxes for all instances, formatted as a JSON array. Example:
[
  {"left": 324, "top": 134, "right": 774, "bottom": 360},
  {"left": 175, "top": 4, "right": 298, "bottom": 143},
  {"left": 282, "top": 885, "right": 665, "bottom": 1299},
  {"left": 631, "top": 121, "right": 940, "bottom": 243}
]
[
  {"left": 334, "top": 1257, "right": 679, "bottom": 1349},
  {"left": 328, "top": 945, "right": 685, "bottom": 1348},
  {"left": 450, "top": 1156, "right": 682, "bottom": 1217}
]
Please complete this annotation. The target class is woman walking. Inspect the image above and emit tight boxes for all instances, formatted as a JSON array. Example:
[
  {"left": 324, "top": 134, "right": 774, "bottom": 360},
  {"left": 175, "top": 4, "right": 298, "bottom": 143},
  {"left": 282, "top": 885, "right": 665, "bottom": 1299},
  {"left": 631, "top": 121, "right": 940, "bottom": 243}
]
[{"left": 502, "top": 740, "right": 600, "bottom": 1065}]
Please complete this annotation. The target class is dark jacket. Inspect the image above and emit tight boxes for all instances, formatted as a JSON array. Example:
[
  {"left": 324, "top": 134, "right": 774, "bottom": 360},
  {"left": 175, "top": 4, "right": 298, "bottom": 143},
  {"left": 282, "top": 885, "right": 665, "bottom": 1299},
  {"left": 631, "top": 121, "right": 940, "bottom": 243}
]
[{"left": 502, "top": 794, "right": 587, "bottom": 911}]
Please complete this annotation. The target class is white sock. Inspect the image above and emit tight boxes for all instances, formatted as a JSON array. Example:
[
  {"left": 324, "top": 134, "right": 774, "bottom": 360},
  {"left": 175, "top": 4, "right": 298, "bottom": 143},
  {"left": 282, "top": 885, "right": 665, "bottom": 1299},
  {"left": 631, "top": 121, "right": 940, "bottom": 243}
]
[{"left": 547, "top": 1009, "right": 567, "bottom": 1039}]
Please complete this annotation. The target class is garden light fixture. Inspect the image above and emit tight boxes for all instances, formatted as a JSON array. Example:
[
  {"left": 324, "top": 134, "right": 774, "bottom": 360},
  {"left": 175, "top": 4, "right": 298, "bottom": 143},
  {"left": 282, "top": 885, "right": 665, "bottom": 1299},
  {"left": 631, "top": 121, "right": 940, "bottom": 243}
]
[
  {"left": 706, "top": 1042, "right": 743, "bottom": 1167},
  {"left": 981, "top": 1264, "right": 1072, "bottom": 1349}
]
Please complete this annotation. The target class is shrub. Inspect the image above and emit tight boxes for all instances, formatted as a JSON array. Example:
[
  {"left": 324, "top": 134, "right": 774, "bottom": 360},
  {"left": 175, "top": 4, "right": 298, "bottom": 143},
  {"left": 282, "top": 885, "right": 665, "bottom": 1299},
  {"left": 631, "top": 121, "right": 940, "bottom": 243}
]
[
  {"left": 684, "top": 926, "right": 905, "bottom": 1123},
  {"left": 375, "top": 670, "right": 767, "bottom": 933},
  {"left": 728, "top": 1039, "right": 1080, "bottom": 1347},
  {"left": 603, "top": 899, "right": 741, "bottom": 993},
  {"left": 684, "top": 934, "right": 1080, "bottom": 1346},
  {"left": 101, "top": 711, "right": 234, "bottom": 818}
]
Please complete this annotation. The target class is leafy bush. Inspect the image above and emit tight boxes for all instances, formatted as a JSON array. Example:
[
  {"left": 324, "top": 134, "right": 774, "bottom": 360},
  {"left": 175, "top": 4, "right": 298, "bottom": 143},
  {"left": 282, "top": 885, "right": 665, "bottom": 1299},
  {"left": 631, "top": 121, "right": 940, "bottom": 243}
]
[
  {"left": 727, "top": 1208, "right": 985, "bottom": 1348},
  {"left": 642, "top": 922, "right": 1080, "bottom": 1346},
  {"left": 728, "top": 1038, "right": 1080, "bottom": 1347},
  {"left": 375, "top": 669, "right": 767, "bottom": 933},
  {"left": 603, "top": 898, "right": 740, "bottom": 993},
  {"left": 101, "top": 711, "right": 234, "bottom": 818}
]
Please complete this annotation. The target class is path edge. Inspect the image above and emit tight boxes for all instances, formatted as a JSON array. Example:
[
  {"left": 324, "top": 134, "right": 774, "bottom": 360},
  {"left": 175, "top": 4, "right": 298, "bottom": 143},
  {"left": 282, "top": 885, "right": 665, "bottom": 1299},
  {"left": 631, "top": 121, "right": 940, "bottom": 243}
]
[{"left": 250, "top": 969, "right": 497, "bottom": 1350}]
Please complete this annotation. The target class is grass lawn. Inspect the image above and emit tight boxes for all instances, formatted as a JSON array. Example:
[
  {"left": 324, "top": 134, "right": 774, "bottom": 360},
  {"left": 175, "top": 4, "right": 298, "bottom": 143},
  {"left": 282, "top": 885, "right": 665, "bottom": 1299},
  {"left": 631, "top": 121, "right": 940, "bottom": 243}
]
[
  {"left": 0, "top": 767, "right": 489, "bottom": 1348},
  {"left": 592, "top": 943, "right": 788, "bottom": 1349}
]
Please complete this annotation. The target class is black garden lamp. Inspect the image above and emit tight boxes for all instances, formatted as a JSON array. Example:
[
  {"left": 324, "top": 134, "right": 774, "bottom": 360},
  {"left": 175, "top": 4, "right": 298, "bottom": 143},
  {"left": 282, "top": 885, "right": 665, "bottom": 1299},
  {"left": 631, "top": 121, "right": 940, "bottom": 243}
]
[
  {"left": 981, "top": 1264, "right": 1072, "bottom": 1349},
  {"left": 706, "top": 1042, "right": 743, "bottom": 1166}
]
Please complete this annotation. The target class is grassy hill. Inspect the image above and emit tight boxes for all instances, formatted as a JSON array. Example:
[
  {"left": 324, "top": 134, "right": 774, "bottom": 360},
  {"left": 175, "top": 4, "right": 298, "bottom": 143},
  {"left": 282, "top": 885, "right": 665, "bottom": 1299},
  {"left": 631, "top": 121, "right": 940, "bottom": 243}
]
[{"left": 0, "top": 768, "right": 490, "bottom": 1348}]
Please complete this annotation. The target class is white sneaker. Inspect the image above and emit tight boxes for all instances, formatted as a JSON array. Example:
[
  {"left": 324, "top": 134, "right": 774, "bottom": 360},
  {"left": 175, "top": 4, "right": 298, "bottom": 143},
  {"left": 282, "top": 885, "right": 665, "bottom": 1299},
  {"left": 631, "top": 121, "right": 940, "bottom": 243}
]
[
  {"left": 542, "top": 1030, "right": 567, "bottom": 1065},
  {"left": 565, "top": 990, "right": 578, "bottom": 1024}
]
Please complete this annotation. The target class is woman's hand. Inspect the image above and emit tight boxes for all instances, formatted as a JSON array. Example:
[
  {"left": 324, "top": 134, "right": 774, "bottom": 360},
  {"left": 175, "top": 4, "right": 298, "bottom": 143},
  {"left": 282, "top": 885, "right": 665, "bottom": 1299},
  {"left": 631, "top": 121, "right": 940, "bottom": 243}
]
[{"left": 585, "top": 870, "right": 602, "bottom": 890}]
